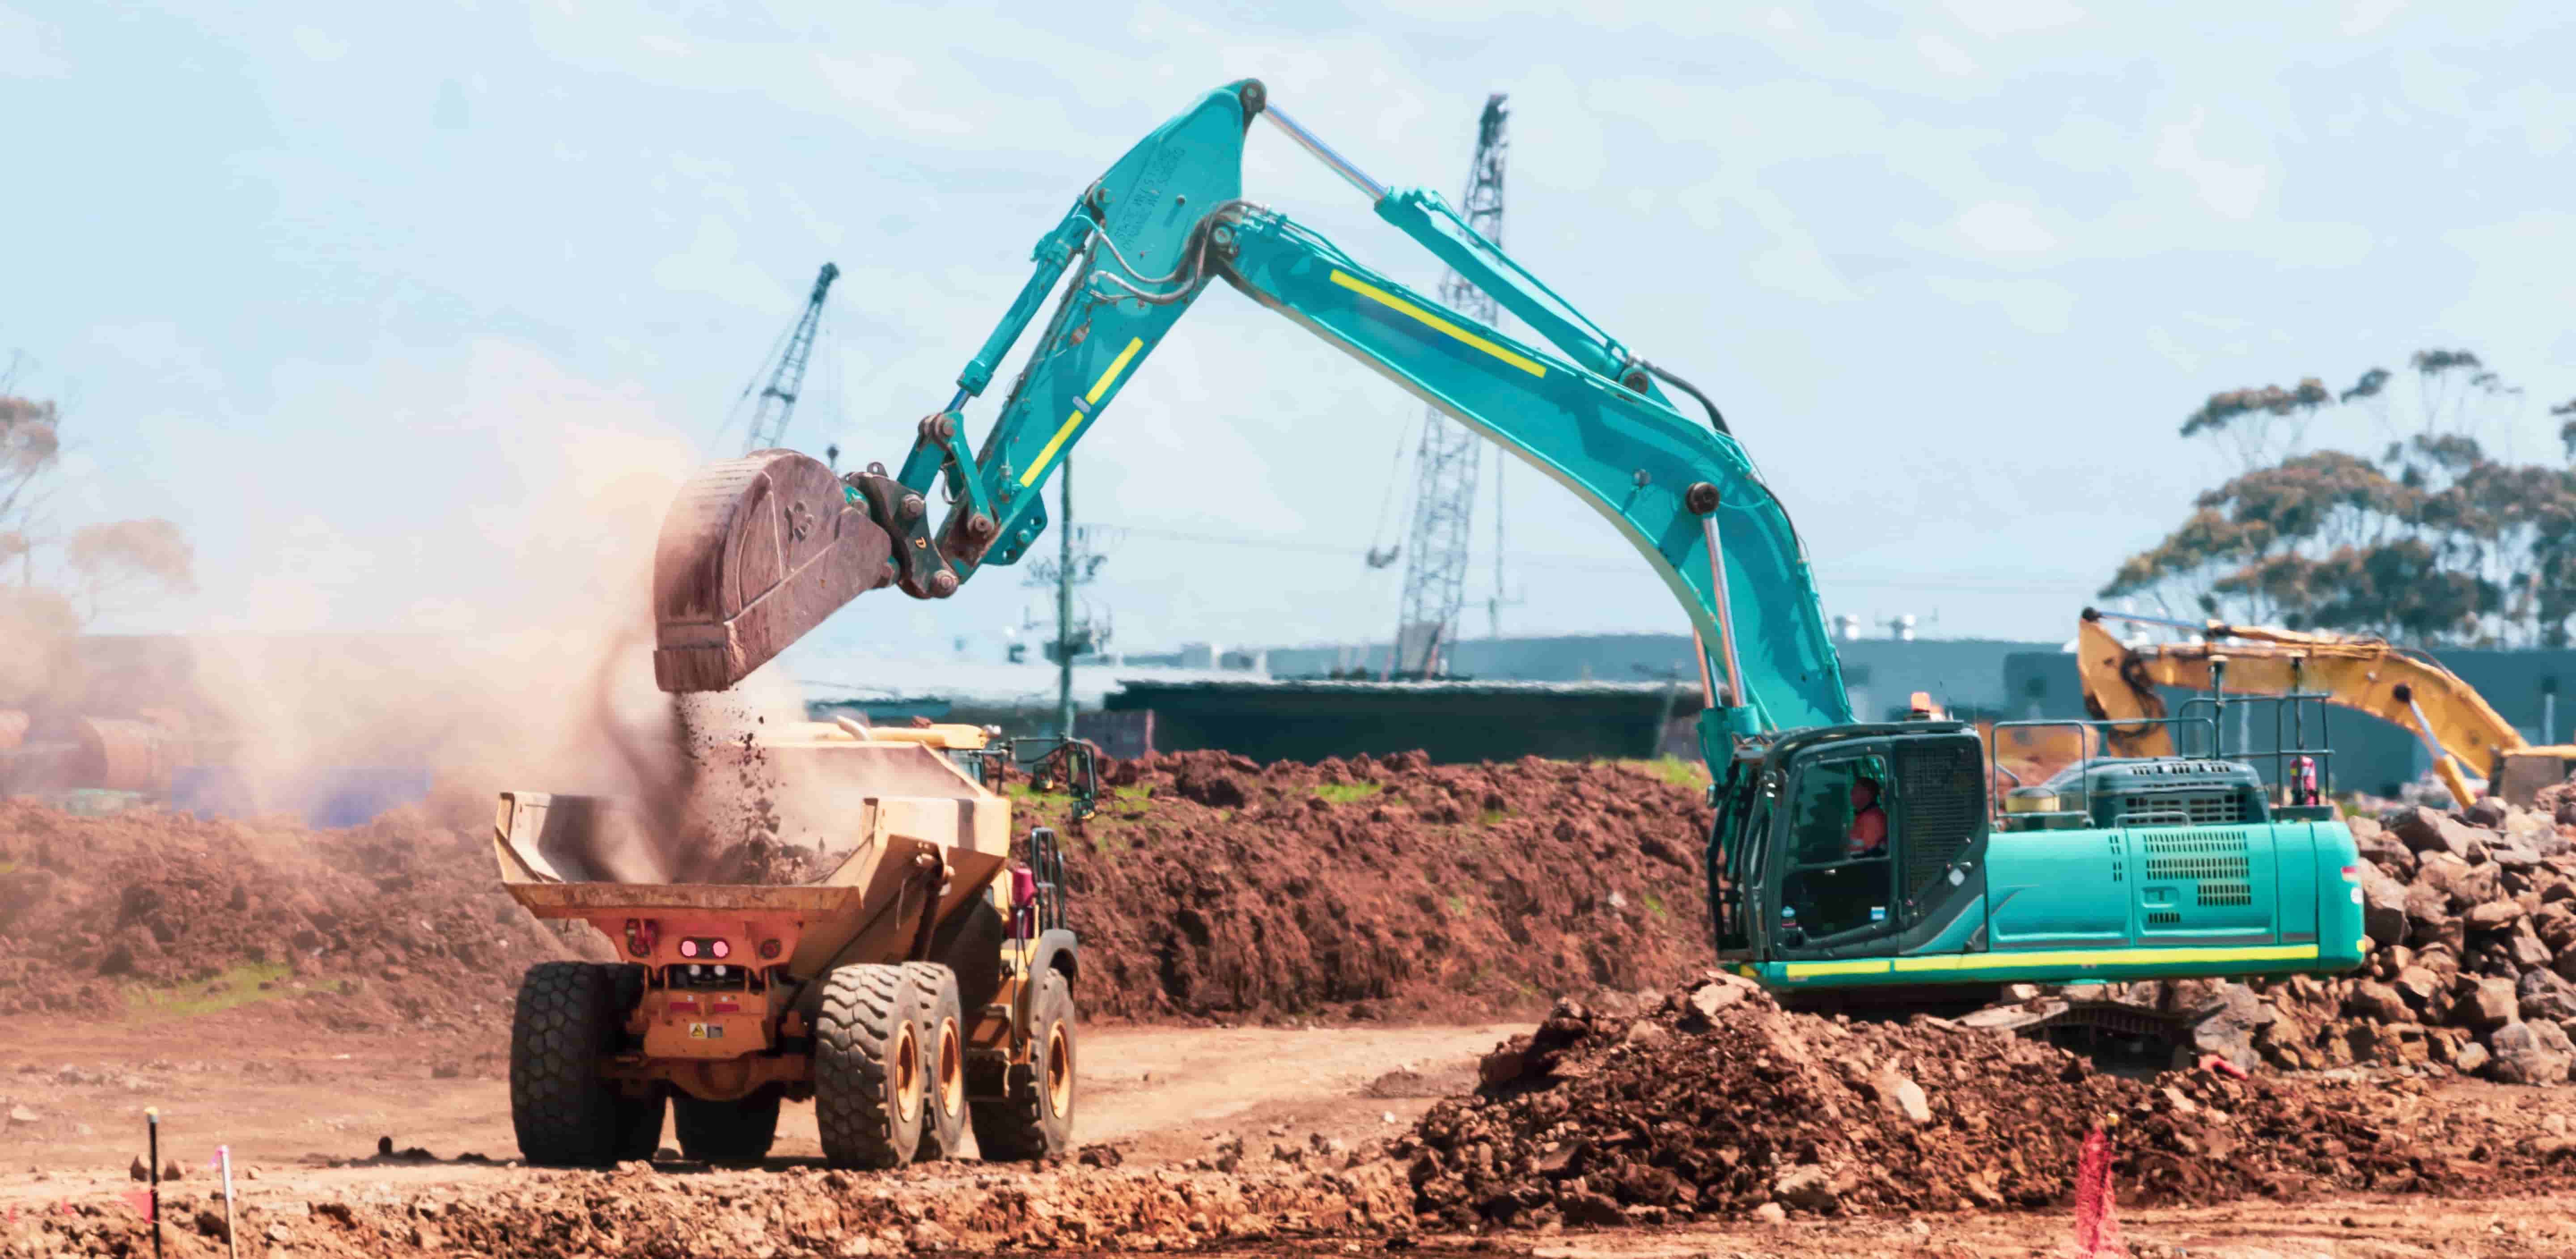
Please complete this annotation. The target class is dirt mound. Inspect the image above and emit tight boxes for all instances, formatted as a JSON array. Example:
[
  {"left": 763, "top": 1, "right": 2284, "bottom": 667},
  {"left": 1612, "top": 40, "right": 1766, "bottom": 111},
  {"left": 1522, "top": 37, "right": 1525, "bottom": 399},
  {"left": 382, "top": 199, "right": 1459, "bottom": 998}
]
[
  {"left": 1401, "top": 975, "right": 2576, "bottom": 1229},
  {"left": 1013, "top": 750, "right": 1716, "bottom": 1023},
  {"left": 0, "top": 797, "right": 594, "bottom": 1031},
  {"left": 1, "top": 1159, "right": 1415, "bottom": 1258},
  {"left": 0, "top": 747, "right": 1717, "bottom": 1031}
]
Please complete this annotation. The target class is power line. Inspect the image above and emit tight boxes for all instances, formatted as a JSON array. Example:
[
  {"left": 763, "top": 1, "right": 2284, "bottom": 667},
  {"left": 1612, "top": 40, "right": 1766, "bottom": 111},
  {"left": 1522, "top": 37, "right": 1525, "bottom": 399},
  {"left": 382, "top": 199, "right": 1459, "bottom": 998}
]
[{"left": 1093, "top": 521, "right": 2096, "bottom": 594}]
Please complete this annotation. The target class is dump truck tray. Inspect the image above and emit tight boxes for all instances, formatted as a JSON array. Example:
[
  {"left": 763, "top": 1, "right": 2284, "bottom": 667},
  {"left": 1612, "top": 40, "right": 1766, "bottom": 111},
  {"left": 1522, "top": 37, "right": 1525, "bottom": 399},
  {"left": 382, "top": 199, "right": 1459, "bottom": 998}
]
[{"left": 494, "top": 790, "right": 1008, "bottom": 984}]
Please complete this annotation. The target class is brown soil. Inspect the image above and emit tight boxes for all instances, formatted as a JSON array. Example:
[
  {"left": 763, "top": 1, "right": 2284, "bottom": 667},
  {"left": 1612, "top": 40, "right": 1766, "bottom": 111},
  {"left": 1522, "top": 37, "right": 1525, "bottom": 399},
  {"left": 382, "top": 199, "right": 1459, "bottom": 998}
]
[
  {"left": 0, "top": 750, "right": 1711, "bottom": 1031},
  {"left": 0, "top": 796, "right": 598, "bottom": 1031},
  {"left": 14, "top": 760, "right": 2576, "bottom": 1255},
  {"left": 1404, "top": 974, "right": 2576, "bottom": 1232},
  {"left": 4, "top": 1009, "right": 2576, "bottom": 1258},
  {"left": 1015, "top": 750, "right": 1716, "bottom": 1024}
]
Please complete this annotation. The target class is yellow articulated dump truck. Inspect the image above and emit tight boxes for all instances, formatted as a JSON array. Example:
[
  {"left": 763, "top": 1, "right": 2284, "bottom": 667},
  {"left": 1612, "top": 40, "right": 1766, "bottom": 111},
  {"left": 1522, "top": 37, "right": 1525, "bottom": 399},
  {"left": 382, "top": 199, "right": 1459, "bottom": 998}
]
[{"left": 492, "top": 720, "right": 1080, "bottom": 1169}]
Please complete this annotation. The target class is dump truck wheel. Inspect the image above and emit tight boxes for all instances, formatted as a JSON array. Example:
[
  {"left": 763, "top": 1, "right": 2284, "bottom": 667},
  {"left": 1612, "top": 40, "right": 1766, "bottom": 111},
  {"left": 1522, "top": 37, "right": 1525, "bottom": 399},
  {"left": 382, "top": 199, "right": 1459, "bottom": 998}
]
[
  {"left": 815, "top": 963, "right": 927, "bottom": 1170},
  {"left": 509, "top": 961, "right": 631, "bottom": 1167},
  {"left": 672, "top": 1088, "right": 781, "bottom": 1163},
  {"left": 970, "top": 968, "right": 1075, "bottom": 1161},
  {"left": 903, "top": 962, "right": 969, "bottom": 1160}
]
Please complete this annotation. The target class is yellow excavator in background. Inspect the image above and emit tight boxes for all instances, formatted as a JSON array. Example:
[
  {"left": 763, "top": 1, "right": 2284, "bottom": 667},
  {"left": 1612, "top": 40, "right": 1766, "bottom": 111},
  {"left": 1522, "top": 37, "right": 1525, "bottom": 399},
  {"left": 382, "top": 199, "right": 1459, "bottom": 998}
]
[{"left": 2075, "top": 608, "right": 2576, "bottom": 809}]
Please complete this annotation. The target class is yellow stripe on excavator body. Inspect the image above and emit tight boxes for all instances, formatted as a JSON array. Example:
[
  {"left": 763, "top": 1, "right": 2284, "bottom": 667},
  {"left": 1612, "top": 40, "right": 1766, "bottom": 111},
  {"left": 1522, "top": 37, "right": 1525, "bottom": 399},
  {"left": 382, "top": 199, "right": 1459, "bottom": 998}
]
[
  {"left": 1020, "top": 337, "right": 1146, "bottom": 487},
  {"left": 1329, "top": 271, "right": 1547, "bottom": 378},
  {"left": 1777, "top": 941, "right": 2320, "bottom": 981}
]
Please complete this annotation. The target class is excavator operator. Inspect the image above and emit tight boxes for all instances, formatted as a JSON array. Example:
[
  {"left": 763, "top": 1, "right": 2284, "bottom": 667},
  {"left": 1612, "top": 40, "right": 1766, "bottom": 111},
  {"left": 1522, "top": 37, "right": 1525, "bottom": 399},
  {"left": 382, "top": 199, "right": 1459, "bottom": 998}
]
[{"left": 1846, "top": 778, "right": 1889, "bottom": 858}]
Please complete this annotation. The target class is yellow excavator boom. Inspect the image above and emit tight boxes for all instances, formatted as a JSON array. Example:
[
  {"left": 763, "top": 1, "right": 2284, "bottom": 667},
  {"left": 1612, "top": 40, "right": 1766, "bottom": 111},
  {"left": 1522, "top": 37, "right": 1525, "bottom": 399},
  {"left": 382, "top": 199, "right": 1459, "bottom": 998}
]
[{"left": 2073, "top": 610, "right": 2576, "bottom": 809}]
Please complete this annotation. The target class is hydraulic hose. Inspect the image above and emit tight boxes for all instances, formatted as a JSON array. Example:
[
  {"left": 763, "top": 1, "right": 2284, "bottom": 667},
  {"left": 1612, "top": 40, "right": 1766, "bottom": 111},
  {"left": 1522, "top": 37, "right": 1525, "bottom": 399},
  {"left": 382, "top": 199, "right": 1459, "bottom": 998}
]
[{"left": 1638, "top": 361, "right": 1730, "bottom": 436}]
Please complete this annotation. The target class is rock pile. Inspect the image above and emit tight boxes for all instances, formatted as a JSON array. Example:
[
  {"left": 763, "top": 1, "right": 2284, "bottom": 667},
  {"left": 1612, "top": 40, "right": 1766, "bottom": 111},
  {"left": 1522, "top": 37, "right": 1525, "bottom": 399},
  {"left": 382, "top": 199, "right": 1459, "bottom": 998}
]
[
  {"left": 1402, "top": 975, "right": 2576, "bottom": 1230},
  {"left": 2092, "top": 797, "right": 2576, "bottom": 1084}
]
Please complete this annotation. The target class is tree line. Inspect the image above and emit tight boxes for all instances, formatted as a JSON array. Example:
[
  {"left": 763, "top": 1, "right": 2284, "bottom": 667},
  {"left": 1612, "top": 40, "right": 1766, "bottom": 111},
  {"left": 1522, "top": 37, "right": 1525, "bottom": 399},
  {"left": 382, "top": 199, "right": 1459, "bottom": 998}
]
[
  {"left": 2, "top": 353, "right": 197, "bottom": 708},
  {"left": 2104, "top": 348, "right": 2576, "bottom": 648}
]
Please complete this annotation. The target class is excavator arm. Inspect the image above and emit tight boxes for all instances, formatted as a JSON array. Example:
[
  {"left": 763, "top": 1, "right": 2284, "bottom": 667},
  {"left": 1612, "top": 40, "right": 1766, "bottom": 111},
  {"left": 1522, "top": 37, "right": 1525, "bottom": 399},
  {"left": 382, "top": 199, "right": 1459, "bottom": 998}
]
[
  {"left": 2074, "top": 608, "right": 2576, "bottom": 806},
  {"left": 650, "top": 79, "right": 1852, "bottom": 752}
]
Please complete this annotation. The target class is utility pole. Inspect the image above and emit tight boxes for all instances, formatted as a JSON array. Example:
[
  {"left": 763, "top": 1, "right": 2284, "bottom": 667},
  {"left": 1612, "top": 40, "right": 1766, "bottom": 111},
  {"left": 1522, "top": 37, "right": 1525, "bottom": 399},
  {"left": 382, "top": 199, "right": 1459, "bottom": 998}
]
[
  {"left": 739, "top": 262, "right": 840, "bottom": 454},
  {"left": 1023, "top": 460, "right": 1113, "bottom": 735},
  {"left": 1056, "top": 456, "right": 1076, "bottom": 742},
  {"left": 1389, "top": 94, "right": 1509, "bottom": 679}
]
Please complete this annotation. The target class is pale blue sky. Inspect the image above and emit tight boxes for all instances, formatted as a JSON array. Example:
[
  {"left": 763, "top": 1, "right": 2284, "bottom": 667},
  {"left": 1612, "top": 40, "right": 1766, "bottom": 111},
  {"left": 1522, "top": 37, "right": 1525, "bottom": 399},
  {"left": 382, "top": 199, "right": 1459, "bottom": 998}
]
[{"left": 6, "top": 1, "right": 2572, "bottom": 658}]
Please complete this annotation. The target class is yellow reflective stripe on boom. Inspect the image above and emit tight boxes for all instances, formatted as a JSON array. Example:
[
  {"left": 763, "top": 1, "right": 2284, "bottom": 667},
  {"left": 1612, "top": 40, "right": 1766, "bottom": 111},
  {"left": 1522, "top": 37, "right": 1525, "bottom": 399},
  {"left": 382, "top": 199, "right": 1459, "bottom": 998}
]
[
  {"left": 1329, "top": 271, "right": 1547, "bottom": 378},
  {"left": 1781, "top": 941, "right": 2320, "bottom": 980},
  {"left": 1021, "top": 336, "right": 1146, "bottom": 487}
]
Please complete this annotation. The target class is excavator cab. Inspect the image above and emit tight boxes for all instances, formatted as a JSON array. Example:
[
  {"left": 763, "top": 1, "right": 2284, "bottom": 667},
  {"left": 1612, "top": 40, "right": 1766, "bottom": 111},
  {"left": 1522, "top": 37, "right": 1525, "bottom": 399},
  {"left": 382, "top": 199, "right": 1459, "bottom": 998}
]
[
  {"left": 1715, "top": 714, "right": 2367, "bottom": 1001},
  {"left": 1712, "top": 723, "right": 1989, "bottom": 966}
]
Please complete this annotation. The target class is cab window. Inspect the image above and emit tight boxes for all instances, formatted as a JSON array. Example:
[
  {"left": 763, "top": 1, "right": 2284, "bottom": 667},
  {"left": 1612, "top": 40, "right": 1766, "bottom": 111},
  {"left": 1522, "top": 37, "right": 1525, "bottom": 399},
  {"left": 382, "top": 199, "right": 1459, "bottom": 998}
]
[{"left": 1776, "top": 755, "right": 1895, "bottom": 944}]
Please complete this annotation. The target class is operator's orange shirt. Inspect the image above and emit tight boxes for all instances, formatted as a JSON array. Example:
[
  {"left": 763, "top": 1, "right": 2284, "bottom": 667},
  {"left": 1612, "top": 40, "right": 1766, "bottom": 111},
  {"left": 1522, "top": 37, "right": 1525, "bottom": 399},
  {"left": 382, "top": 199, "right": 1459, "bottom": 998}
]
[{"left": 1847, "top": 806, "right": 1887, "bottom": 857}]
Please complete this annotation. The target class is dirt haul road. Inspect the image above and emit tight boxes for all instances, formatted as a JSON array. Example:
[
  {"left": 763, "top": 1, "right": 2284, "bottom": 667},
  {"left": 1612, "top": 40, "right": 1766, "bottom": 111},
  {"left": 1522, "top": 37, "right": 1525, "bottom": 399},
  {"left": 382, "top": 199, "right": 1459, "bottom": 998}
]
[{"left": 0, "top": 1013, "right": 1510, "bottom": 1179}]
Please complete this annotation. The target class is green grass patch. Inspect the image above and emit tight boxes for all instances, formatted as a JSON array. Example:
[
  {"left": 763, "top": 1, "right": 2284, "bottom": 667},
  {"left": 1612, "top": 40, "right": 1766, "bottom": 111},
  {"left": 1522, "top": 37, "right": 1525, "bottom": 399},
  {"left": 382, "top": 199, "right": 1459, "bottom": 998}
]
[
  {"left": 1617, "top": 756, "right": 1710, "bottom": 790},
  {"left": 1642, "top": 889, "right": 1668, "bottom": 918},
  {"left": 1313, "top": 781, "right": 1383, "bottom": 805},
  {"left": 1444, "top": 892, "right": 1470, "bottom": 918},
  {"left": 1003, "top": 783, "right": 1076, "bottom": 812},
  {"left": 1111, "top": 784, "right": 1151, "bottom": 802},
  {"left": 1477, "top": 806, "right": 1510, "bottom": 827},
  {"left": 0, "top": 860, "right": 16, "bottom": 874},
  {"left": 124, "top": 961, "right": 292, "bottom": 1022}
]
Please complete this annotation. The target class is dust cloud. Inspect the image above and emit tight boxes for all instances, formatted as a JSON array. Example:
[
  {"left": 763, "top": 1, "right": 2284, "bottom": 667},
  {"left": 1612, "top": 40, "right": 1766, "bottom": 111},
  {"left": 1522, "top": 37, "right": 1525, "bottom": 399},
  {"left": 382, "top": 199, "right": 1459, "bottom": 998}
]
[{"left": 161, "top": 345, "right": 822, "bottom": 882}]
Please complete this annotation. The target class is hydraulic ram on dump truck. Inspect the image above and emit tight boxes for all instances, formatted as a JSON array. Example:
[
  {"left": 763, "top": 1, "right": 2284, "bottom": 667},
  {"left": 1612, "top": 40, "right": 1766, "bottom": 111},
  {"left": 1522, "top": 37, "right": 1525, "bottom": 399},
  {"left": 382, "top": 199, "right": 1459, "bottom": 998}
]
[{"left": 636, "top": 79, "right": 2366, "bottom": 1017}]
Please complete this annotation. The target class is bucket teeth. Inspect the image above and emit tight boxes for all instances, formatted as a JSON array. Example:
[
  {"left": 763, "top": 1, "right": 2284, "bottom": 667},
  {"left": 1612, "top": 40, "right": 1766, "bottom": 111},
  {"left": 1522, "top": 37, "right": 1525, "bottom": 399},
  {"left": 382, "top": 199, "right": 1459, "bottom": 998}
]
[{"left": 652, "top": 451, "right": 893, "bottom": 692}]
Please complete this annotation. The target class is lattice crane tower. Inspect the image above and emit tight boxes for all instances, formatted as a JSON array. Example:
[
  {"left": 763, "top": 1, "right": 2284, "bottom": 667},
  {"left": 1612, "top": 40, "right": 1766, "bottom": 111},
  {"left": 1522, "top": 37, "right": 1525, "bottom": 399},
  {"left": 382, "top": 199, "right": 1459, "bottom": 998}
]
[
  {"left": 1390, "top": 94, "right": 1508, "bottom": 678},
  {"left": 743, "top": 262, "right": 841, "bottom": 454}
]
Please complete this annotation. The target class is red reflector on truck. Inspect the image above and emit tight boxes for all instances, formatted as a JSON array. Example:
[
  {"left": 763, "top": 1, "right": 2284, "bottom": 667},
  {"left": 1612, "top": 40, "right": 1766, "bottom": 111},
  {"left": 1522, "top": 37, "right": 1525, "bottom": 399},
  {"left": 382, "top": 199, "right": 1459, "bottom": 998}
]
[{"left": 2340, "top": 865, "right": 2363, "bottom": 881}]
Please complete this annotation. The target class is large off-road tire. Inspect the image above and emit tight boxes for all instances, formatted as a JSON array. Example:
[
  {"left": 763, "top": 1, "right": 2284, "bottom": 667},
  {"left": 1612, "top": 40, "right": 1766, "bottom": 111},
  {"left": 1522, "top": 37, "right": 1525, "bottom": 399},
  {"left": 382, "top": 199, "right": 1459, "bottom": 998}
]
[
  {"left": 814, "top": 963, "right": 928, "bottom": 1170},
  {"left": 510, "top": 961, "right": 652, "bottom": 1166},
  {"left": 902, "top": 962, "right": 969, "bottom": 1160},
  {"left": 671, "top": 1088, "right": 782, "bottom": 1162},
  {"left": 970, "top": 968, "right": 1076, "bottom": 1162}
]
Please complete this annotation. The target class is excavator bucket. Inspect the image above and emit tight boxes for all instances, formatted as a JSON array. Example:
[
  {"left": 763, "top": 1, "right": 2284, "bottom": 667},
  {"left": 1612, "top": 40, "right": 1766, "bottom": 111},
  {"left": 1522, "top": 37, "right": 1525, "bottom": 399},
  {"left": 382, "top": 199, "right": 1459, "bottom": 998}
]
[{"left": 651, "top": 451, "right": 892, "bottom": 692}]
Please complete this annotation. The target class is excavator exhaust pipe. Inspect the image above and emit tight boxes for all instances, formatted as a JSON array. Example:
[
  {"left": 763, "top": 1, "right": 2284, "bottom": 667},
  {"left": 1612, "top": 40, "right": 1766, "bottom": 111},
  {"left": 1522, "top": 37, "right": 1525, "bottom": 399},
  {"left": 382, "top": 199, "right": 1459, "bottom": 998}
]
[{"left": 651, "top": 450, "right": 894, "bottom": 693}]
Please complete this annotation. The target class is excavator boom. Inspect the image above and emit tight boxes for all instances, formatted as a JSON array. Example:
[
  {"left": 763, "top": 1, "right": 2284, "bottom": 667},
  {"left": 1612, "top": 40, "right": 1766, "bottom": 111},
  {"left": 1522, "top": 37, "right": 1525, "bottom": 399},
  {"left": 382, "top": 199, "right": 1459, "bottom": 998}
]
[{"left": 650, "top": 79, "right": 1851, "bottom": 747}]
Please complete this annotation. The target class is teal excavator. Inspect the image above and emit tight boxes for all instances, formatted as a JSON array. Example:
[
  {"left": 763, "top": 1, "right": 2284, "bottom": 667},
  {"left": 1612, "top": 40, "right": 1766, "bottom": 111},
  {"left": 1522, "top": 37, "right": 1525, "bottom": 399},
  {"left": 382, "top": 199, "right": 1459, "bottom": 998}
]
[{"left": 649, "top": 81, "right": 2366, "bottom": 1007}]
